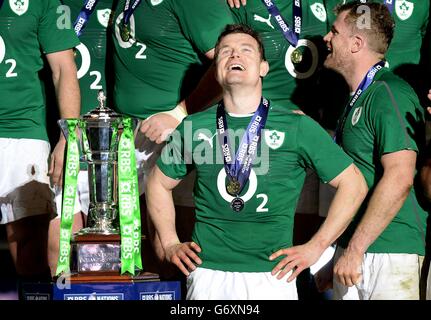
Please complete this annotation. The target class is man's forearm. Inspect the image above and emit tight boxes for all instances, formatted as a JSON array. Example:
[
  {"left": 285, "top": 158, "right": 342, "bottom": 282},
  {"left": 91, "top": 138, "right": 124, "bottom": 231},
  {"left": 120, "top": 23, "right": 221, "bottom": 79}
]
[
  {"left": 146, "top": 171, "right": 180, "bottom": 250},
  {"left": 53, "top": 67, "right": 80, "bottom": 120},
  {"left": 309, "top": 166, "right": 367, "bottom": 251},
  {"left": 346, "top": 171, "right": 412, "bottom": 254}
]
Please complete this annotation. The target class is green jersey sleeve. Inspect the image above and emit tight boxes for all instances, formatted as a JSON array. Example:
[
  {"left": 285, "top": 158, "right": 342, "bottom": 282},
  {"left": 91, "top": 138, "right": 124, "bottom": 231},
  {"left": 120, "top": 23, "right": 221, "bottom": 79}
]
[
  {"left": 369, "top": 82, "right": 423, "bottom": 156},
  {"left": 156, "top": 119, "right": 193, "bottom": 180},
  {"left": 38, "top": 0, "right": 79, "bottom": 54},
  {"left": 297, "top": 115, "right": 353, "bottom": 183},
  {"left": 174, "top": 0, "right": 234, "bottom": 54}
]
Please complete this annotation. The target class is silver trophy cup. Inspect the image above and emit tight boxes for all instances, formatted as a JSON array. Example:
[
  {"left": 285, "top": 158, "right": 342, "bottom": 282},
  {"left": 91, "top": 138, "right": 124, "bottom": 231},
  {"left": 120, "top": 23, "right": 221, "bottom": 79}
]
[{"left": 59, "top": 91, "right": 123, "bottom": 235}]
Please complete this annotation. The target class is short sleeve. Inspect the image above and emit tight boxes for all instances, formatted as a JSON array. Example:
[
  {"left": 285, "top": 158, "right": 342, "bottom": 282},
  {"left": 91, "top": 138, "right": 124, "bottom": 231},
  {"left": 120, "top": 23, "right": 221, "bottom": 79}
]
[
  {"left": 38, "top": 0, "right": 80, "bottom": 54},
  {"left": 297, "top": 115, "right": 353, "bottom": 183},
  {"left": 174, "top": 0, "right": 235, "bottom": 54},
  {"left": 370, "top": 82, "right": 423, "bottom": 156}
]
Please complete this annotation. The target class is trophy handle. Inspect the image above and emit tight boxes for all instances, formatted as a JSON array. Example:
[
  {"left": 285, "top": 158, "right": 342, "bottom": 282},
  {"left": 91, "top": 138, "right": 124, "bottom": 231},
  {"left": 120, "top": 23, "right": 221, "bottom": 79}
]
[{"left": 132, "top": 118, "right": 141, "bottom": 139}]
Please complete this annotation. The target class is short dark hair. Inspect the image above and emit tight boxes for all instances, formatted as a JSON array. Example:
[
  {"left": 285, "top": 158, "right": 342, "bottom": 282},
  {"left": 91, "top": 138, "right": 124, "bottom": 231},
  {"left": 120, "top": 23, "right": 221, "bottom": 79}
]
[
  {"left": 214, "top": 24, "right": 266, "bottom": 61},
  {"left": 335, "top": 1, "right": 395, "bottom": 54}
]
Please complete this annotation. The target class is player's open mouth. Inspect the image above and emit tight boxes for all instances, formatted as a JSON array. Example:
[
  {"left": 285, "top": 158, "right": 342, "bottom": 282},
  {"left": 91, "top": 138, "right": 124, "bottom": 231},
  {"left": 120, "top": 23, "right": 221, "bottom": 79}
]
[{"left": 228, "top": 64, "right": 246, "bottom": 71}]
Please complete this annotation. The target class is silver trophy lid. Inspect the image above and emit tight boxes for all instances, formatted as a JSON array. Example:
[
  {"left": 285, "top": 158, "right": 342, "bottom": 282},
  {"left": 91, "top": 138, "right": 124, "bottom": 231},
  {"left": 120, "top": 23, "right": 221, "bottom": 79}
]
[{"left": 82, "top": 90, "right": 122, "bottom": 121}]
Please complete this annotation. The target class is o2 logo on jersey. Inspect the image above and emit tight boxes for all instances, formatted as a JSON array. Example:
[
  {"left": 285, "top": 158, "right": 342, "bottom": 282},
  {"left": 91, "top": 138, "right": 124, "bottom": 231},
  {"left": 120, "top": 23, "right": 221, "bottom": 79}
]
[
  {"left": 74, "top": 43, "right": 102, "bottom": 90},
  {"left": 114, "top": 13, "right": 147, "bottom": 60},
  {"left": 9, "top": 0, "right": 28, "bottom": 16},
  {"left": 0, "top": 36, "right": 5, "bottom": 64},
  {"left": 75, "top": 43, "right": 91, "bottom": 79},
  {"left": 285, "top": 39, "right": 318, "bottom": 79},
  {"left": 216, "top": 169, "right": 269, "bottom": 213},
  {"left": 0, "top": 35, "right": 18, "bottom": 78},
  {"left": 114, "top": 13, "right": 136, "bottom": 49}
]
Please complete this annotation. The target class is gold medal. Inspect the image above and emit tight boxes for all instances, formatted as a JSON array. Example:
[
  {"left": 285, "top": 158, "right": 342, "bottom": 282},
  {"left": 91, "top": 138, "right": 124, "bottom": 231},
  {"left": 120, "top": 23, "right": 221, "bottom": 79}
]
[
  {"left": 291, "top": 48, "right": 303, "bottom": 64},
  {"left": 226, "top": 179, "right": 241, "bottom": 196},
  {"left": 120, "top": 24, "right": 130, "bottom": 42}
]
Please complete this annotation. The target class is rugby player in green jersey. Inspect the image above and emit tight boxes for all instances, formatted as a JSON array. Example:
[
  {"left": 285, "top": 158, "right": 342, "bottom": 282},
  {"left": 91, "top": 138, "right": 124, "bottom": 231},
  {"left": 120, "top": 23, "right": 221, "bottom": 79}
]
[
  {"left": 323, "top": 2, "right": 427, "bottom": 299},
  {"left": 146, "top": 24, "right": 367, "bottom": 300},
  {"left": 0, "top": 0, "right": 80, "bottom": 278},
  {"left": 111, "top": 0, "right": 235, "bottom": 276},
  {"left": 226, "top": 0, "right": 339, "bottom": 299},
  {"left": 325, "top": 0, "right": 430, "bottom": 109}
]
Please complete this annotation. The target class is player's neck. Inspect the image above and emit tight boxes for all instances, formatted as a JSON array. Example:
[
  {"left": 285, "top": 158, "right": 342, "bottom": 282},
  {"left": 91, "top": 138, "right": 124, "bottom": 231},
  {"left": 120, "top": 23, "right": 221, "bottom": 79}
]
[
  {"left": 223, "top": 87, "right": 262, "bottom": 115},
  {"left": 348, "top": 55, "right": 383, "bottom": 92}
]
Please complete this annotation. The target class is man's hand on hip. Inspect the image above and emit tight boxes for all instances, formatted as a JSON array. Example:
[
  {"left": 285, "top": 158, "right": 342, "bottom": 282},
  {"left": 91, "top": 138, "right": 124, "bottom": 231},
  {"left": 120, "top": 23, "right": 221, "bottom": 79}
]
[{"left": 165, "top": 241, "right": 202, "bottom": 276}]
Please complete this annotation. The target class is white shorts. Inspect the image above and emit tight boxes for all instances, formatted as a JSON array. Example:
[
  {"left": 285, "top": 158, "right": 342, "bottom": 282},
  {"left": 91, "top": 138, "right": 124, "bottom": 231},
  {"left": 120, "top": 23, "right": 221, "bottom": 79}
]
[
  {"left": 333, "top": 247, "right": 424, "bottom": 300},
  {"left": 134, "top": 128, "right": 195, "bottom": 207},
  {"left": 186, "top": 267, "right": 298, "bottom": 300},
  {"left": 295, "top": 168, "right": 319, "bottom": 214},
  {"left": 54, "top": 170, "right": 89, "bottom": 218},
  {"left": 0, "top": 138, "right": 55, "bottom": 224}
]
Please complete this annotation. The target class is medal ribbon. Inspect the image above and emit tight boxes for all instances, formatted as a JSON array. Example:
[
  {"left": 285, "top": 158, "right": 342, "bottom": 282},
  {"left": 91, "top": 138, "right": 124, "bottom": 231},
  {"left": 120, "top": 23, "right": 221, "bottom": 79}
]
[
  {"left": 73, "top": 0, "right": 100, "bottom": 37},
  {"left": 122, "top": 0, "right": 142, "bottom": 27},
  {"left": 334, "top": 61, "right": 385, "bottom": 144},
  {"left": 260, "top": 0, "right": 302, "bottom": 47},
  {"left": 384, "top": 0, "right": 395, "bottom": 14},
  {"left": 118, "top": 117, "right": 142, "bottom": 274},
  {"left": 56, "top": 120, "right": 80, "bottom": 276},
  {"left": 216, "top": 98, "right": 270, "bottom": 195}
]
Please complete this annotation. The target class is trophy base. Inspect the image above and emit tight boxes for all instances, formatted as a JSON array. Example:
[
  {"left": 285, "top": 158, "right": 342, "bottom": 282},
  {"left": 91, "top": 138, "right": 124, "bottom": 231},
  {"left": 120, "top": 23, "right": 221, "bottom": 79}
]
[
  {"left": 71, "top": 234, "right": 146, "bottom": 274},
  {"left": 75, "top": 227, "right": 119, "bottom": 236},
  {"left": 69, "top": 271, "right": 160, "bottom": 283}
]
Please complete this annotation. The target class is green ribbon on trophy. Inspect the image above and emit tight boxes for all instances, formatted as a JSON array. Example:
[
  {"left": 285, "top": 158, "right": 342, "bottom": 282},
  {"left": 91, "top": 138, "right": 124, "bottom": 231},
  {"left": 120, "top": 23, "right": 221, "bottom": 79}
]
[
  {"left": 56, "top": 117, "right": 142, "bottom": 276},
  {"left": 118, "top": 117, "right": 142, "bottom": 274},
  {"left": 56, "top": 120, "right": 80, "bottom": 276}
]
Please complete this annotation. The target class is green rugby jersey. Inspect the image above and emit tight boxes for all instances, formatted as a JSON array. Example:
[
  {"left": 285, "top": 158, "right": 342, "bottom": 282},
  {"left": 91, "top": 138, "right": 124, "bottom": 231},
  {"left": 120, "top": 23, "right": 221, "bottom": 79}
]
[
  {"left": 337, "top": 69, "right": 427, "bottom": 255},
  {"left": 231, "top": 0, "right": 330, "bottom": 118},
  {"left": 157, "top": 102, "right": 352, "bottom": 272},
  {"left": 323, "top": 0, "right": 429, "bottom": 129},
  {"left": 112, "top": 0, "right": 234, "bottom": 119},
  {"left": 325, "top": 0, "right": 429, "bottom": 69},
  {"left": 64, "top": 0, "right": 114, "bottom": 114},
  {"left": 0, "top": 0, "right": 79, "bottom": 141}
]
